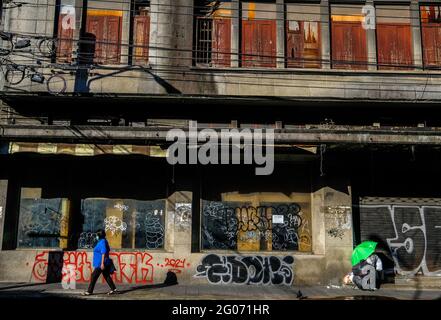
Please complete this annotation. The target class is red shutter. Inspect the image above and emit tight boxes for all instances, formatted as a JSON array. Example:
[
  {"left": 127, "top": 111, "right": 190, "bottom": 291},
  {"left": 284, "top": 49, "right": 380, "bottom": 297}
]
[
  {"left": 212, "top": 18, "right": 231, "bottom": 67},
  {"left": 133, "top": 15, "right": 150, "bottom": 64},
  {"left": 241, "top": 20, "right": 276, "bottom": 68},
  {"left": 105, "top": 16, "right": 122, "bottom": 64},
  {"left": 422, "top": 22, "right": 441, "bottom": 67},
  {"left": 86, "top": 15, "right": 122, "bottom": 64},
  {"left": 331, "top": 21, "right": 367, "bottom": 70},
  {"left": 57, "top": 14, "right": 74, "bottom": 63},
  {"left": 87, "top": 15, "right": 105, "bottom": 64},
  {"left": 377, "top": 23, "right": 413, "bottom": 70}
]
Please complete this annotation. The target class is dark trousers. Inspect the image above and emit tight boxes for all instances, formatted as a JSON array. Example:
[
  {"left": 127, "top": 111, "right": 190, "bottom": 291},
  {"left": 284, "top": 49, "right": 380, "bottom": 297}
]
[{"left": 87, "top": 266, "right": 116, "bottom": 293}]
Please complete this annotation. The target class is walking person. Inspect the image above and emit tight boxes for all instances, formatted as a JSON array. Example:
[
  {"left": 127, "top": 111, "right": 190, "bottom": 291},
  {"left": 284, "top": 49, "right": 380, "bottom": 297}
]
[{"left": 82, "top": 229, "right": 118, "bottom": 295}]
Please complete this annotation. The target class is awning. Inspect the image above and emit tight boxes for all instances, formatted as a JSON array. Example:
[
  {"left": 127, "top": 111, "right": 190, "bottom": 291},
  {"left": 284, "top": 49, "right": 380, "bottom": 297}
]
[{"left": 7, "top": 142, "right": 167, "bottom": 157}]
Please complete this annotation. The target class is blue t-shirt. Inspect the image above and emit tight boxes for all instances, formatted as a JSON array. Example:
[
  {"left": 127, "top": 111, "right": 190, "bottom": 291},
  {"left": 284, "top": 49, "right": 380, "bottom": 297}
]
[{"left": 93, "top": 239, "right": 111, "bottom": 268}]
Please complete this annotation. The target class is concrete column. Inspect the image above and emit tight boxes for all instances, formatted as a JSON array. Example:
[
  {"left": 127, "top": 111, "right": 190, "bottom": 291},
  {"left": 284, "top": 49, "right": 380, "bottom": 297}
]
[
  {"left": 276, "top": 0, "right": 285, "bottom": 68},
  {"left": 311, "top": 187, "right": 326, "bottom": 255},
  {"left": 366, "top": 0, "right": 377, "bottom": 71},
  {"left": 172, "top": 191, "right": 192, "bottom": 255},
  {"left": 230, "top": 0, "right": 240, "bottom": 67},
  {"left": 120, "top": 1, "right": 131, "bottom": 65},
  {"left": 0, "top": 180, "right": 8, "bottom": 251},
  {"left": 410, "top": 0, "right": 423, "bottom": 69},
  {"left": 149, "top": 0, "right": 193, "bottom": 68},
  {"left": 320, "top": 0, "right": 331, "bottom": 69}
]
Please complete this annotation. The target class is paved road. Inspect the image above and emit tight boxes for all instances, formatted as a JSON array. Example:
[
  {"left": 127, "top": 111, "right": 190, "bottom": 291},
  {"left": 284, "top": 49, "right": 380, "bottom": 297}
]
[{"left": 0, "top": 282, "right": 440, "bottom": 300}]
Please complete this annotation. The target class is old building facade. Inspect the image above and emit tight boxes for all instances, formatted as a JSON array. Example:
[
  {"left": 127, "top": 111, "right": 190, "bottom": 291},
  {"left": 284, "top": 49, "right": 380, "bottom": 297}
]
[{"left": 0, "top": 0, "right": 441, "bottom": 287}]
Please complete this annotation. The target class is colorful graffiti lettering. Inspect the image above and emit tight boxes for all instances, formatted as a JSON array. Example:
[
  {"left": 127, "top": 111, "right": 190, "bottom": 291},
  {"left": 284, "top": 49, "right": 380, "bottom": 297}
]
[{"left": 31, "top": 251, "right": 154, "bottom": 284}]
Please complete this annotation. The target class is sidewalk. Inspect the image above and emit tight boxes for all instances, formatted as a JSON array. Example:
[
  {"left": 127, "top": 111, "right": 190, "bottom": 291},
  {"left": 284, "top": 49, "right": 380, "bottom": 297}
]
[{"left": 0, "top": 282, "right": 440, "bottom": 300}]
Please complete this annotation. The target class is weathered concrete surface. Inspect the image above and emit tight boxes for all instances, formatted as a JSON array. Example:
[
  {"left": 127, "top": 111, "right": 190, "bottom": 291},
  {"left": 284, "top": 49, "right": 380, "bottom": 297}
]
[{"left": 4, "top": 125, "right": 441, "bottom": 145}]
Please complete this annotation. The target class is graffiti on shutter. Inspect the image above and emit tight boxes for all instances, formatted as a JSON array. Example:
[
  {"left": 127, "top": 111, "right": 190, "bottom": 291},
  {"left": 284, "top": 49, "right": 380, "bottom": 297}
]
[{"left": 359, "top": 197, "right": 441, "bottom": 276}]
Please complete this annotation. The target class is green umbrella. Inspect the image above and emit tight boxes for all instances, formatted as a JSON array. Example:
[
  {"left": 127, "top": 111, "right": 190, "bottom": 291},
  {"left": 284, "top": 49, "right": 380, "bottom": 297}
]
[{"left": 351, "top": 241, "right": 377, "bottom": 266}]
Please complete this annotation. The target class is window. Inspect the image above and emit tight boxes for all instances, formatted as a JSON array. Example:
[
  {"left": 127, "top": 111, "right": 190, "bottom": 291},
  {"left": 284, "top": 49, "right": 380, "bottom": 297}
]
[
  {"left": 331, "top": 4, "right": 367, "bottom": 70},
  {"left": 132, "top": 1, "right": 150, "bottom": 64},
  {"left": 420, "top": 5, "right": 441, "bottom": 68},
  {"left": 241, "top": 2, "right": 277, "bottom": 68},
  {"left": 202, "top": 200, "right": 312, "bottom": 252},
  {"left": 286, "top": 4, "right": 321, "bottom": 68},
  {"left": 194, "top": 1, "right": 232, "bottom": 67},
  {"left": 376, "top": 5, "right": 413, "bottom": 70},
  {"left": 17, "top": 188, "right": 70, "bottom": 248},
  {"left": 79, "top": 198, "right": 166, "bottom": 250}
]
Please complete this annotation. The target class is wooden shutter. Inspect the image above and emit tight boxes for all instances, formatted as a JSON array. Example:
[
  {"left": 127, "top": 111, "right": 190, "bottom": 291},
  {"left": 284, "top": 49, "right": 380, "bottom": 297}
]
[
  {"left": 331, "top": 21, "right": 367, "bottom": 70},
  {"left": 212, "top": 18, "right": 231, "bottom": 67},
  {"left": 377, "top": 24, "right": 413, "bottom": 70},
  {"left": 133, "top": 15, "right": 150, "bottom": 64},
  {"left": 57, "top": 14, "right": 74, "bottom": 63},
  {"left": 86, "top": 14, "right": 122, "bottom": 64},
  {"left": 422, "top": 22, "right": 441, "bottom": 68},
  {"left": 241, "top": 20, "right": 276, "bottom": 68}
]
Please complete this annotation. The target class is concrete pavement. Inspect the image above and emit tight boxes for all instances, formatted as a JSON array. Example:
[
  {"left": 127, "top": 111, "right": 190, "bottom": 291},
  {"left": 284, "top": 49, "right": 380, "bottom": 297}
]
[{"left": 0, "top": 282, "right": 440, "bottom": 300}]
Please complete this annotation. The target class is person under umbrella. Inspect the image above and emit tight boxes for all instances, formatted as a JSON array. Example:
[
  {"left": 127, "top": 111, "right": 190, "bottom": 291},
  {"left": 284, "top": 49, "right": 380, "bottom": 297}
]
[{"left": 343, "top": 241, "right": 383, "bottom": 290}]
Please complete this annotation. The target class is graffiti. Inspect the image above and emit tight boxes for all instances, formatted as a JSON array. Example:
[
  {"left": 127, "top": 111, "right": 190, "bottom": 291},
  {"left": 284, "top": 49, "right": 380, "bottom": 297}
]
[
  {"left": 77, "top": 232, "right": 98, "bottom": 249},
  {"left": 18, "top": 199, "right": 68, "bottom": 247},
  {"left": 175, "top": 203, "right": 191, "bottom": 230},
  {"left": 113, "top": 203, "right": 129, "bottom": 212},
  {"left": 325, "top": 206, "right": 352, "bottom": 239},
  {"left": 157, "top": 258, "right": 190, "bottom": 274},
  {"left": 360, "top": 205, "right": 441, "bottom": 276},
  {"left": 194, "top": 254, "right": 294, "bottom": 285},
  {"left": 104, "top": 216, "right": 127, "bottom": 235},
  {"left": 31, "top": 251, "right": 154, "bottom": 284},
  {"left": 144, "top": 214, "right": 164, "bottom": 249},
  {"left": 202, "top": 201, "right": 307, "bottom": 251}
]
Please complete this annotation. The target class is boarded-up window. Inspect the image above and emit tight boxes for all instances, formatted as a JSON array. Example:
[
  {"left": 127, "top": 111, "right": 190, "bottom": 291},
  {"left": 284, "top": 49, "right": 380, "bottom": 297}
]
[
  {"left": 86, "top": 11, "right": 122, "bottom": 64},
  {"left": 133, "top": 7, "right": 150, "bottom": 64},
  {"left": 194, "top": 2, "right": 231, "bottom": 67},
  {"left": 17, "top": 188, "right": 70, "bottom": 249},
  {"left": 57, "top": 13, "right": 74, "bottom": 63},
  {"left": 201, "top": 200, "right": 312, "bottom": 252},
  {"left": 80, "top": 199, "right": 166, "bottom": 250},
  {"left": 376, "top": 6, "right": 413, "bottom": 70},
  {"left": 331, "top": 5, "right": 367, "bottom": 70},
  {"left": 286, "top": 4, "right": 321, "bottom": 68},
  {"left": 241, "top": 2, "right": 276, "bottom": 68},
  {"left": 421, "top": 5, "right": 441, "bottom": 68}
]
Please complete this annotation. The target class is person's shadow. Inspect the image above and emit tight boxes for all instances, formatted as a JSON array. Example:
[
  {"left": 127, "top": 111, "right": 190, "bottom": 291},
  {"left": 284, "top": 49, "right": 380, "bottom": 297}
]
[{"left": 116, "top": 271, "right": 178, "bottom": 294}]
